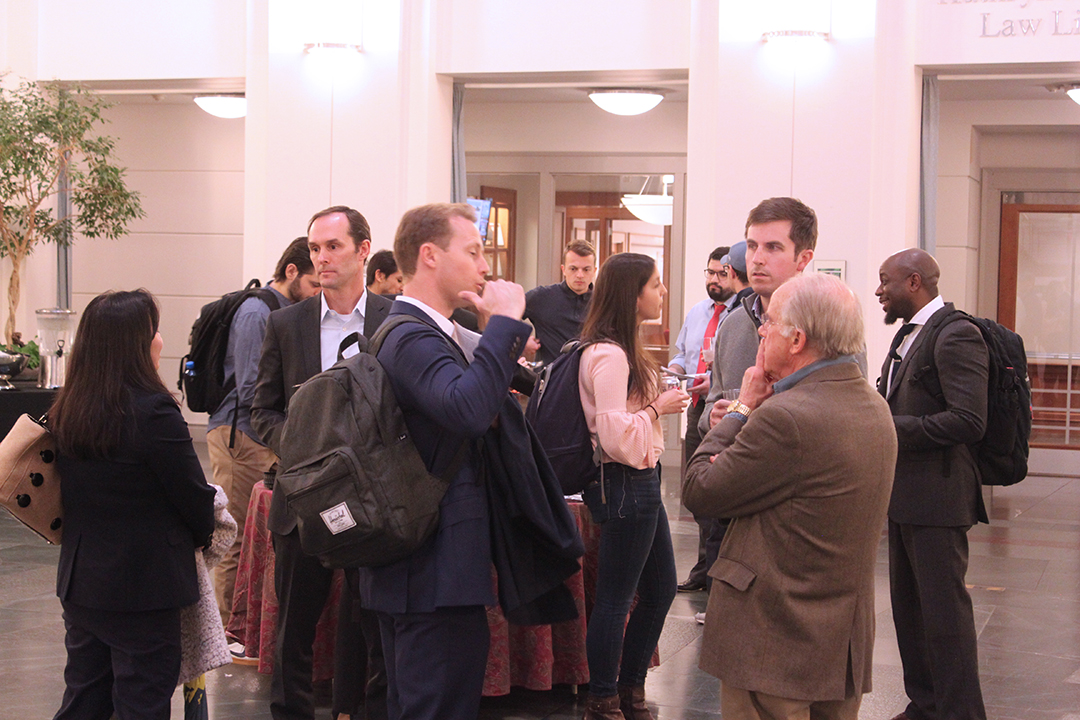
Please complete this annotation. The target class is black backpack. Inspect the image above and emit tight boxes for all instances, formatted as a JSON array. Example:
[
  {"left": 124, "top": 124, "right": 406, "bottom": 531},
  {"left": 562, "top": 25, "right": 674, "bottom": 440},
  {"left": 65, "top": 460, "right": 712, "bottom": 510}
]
[
  {"left": 525, "top": 342, "right": 601, "bottom": 496},
  {"left": 178, "top": 279, "right": 281, "bottom": 417},
  {"left": 274, "top": 316, "right": 466, "bottom": 569},
  {"left": 912, "top": 310, "right": 1031, "bottom": 486}
]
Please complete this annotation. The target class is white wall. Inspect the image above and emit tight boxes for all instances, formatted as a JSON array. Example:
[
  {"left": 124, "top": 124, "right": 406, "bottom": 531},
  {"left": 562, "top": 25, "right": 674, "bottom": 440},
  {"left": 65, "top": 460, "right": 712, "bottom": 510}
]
[
  {"left": 71, "top": 99, "right": 246, "bottom": 427},
  {"left": 34, "top": 0, "right": 245, "bottom": 80},
  {"left": 440, "top": 0, "right": 689, "bottom": 74}
]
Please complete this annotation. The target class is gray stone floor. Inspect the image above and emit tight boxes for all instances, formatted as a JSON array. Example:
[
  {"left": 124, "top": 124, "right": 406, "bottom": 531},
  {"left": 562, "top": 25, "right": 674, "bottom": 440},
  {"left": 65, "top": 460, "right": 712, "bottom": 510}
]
[{"left": 1, "top": 443, "right": 1078, "bottom": 719}]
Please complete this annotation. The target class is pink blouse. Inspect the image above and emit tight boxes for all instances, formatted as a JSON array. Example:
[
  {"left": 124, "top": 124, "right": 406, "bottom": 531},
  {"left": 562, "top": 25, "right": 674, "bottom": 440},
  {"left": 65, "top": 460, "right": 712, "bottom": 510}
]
[{"left": 578, "top": 342, "right": 664, "bottom": 470}]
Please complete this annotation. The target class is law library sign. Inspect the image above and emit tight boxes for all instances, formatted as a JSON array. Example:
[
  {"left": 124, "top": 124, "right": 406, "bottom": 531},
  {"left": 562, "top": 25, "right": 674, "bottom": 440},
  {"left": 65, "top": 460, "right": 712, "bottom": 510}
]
[{"left": 934, "top": 0, "right": 1080, "bottom": 38}]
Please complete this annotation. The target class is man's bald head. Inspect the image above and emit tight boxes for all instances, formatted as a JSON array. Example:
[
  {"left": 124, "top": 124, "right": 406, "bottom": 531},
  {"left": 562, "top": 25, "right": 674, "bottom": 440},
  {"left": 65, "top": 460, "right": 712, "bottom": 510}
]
[{"left": 876, "top": 248, "right": 941, "bottom": 324}]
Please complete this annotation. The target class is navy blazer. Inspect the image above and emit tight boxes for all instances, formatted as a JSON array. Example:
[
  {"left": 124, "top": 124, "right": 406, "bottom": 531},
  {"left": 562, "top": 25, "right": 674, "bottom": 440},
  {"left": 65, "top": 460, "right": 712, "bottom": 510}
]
[
  {"left": 357, "top": 302, "right": 531, "bottom": 614},
  {"left": 56, "top": 390, "right": 216, "bottom": 612},
  {"left": 251, "top": 291, "right": 392, "bottom": 534}
]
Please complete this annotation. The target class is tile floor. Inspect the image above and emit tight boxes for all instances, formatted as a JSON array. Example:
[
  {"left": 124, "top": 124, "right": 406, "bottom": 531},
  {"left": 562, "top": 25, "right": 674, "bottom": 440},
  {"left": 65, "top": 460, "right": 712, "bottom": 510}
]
[{"left": 1, "top": 445, "right": 1078, "bottom": 719}]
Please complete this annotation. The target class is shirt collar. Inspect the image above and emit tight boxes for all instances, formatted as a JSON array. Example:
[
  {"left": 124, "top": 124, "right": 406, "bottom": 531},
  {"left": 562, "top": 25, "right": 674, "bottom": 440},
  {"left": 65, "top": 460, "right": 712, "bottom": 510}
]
[
  {"left": 395, "top": 295, "right": 456, "bottom": 337},
  {"left": 772, "top": 355, "right": 858, "bottom": 394},
  {"left": 320, "top": 290, "right": 367, "bottom": 322},
  {"left": 909, "top": 295, "right": 944, "bottom": 327}
]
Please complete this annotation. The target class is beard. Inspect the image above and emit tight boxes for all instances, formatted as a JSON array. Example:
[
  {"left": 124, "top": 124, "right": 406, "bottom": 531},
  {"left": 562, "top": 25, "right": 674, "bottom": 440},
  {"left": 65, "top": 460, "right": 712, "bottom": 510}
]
[
  {"left": 707, "top": 285, "right": 733, "bottom": 303},
  {"left": 286, "top": 275, "right": 305, "bottom": 303}
]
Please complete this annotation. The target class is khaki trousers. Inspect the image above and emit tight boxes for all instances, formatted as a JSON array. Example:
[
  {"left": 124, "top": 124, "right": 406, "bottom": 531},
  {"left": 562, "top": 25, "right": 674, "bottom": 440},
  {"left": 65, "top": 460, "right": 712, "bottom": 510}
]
[
  {"left": 720, "top": 683, "right": 861, "bottom": 720},
  {"left": 207, "top": 425, "right": 277, "bottom": 628}
]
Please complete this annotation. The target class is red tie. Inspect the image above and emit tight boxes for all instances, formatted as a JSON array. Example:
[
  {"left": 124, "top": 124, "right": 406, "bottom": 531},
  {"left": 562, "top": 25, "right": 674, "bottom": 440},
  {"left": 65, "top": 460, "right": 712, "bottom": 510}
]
[{"left": 694, "top": 303, "right": 725, "bottom": 402}]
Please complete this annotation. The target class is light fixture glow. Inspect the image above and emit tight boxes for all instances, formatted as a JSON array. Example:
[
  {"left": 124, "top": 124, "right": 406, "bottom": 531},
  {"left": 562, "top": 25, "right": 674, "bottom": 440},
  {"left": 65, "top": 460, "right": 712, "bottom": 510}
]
[
  {"left": 620, "top": 194, "right": 673, "bottom": 226},
  {"left": 303, "top": 42, "right": 363, "bottom": 54},
  {"left": 761, "top": 29, "right": 830, "bottom": 42},
  {"left": 1068, "top": 87, "right": 1080, "bottom": 106},
  {"left": 588, "top": 89, "right": 664, "bottom": 116},
  {"left": 194, "top": 96, "right": 247, "bottom": 119}
]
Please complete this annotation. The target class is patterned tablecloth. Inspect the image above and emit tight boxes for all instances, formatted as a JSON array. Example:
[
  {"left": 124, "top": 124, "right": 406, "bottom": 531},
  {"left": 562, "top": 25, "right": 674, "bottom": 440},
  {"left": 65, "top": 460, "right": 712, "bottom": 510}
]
[{"left": 227, "top": 484, "right": 651, "bottom": 695}]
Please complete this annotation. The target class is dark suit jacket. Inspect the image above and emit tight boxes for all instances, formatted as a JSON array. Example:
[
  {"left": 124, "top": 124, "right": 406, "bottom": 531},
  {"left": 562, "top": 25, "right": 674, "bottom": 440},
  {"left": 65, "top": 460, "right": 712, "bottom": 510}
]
[
  {"left": 56, "top": 390, "right": 216, "bottom": 612},
  {"left": 356, "top": 301, "right": 531, "bottom": 615},
  {"left": 684, "top": 362, "right": 896, "bottom": 702},
  {"left": 251, "top": 291, "right": 392, "bottom": 533},
  {"left": 877, "top": 303, "right": 989, "bottom": 526}
]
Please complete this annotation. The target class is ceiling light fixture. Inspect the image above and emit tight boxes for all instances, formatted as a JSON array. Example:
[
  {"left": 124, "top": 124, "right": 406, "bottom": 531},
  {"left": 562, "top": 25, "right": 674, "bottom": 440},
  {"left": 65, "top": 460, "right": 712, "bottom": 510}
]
[
  {"left": 1046, "top": 83, "right": 1080, "bottom": 106},
  {"left": 621, "top": 175, "right": 674, "bottom": 226},
  {"left": 588, "top": 89, "right": 664, "bottom": 116},
  {"left": 194, "top": 95, "right": 247, "bottom": 119},
  {"left": 1068, "top": 86, "right": 1080, "bottom": 106}
]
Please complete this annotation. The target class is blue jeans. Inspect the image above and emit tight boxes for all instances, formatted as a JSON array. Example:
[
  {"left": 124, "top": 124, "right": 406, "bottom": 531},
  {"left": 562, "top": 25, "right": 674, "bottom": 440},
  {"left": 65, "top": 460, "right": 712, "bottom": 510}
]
[{"left": 582, "top": 463, "right": 677, "bottom": 697}]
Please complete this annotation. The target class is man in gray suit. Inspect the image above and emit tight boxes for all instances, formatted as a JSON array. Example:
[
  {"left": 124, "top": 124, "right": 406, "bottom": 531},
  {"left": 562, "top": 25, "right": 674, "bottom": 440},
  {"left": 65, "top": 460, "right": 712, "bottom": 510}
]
[
  {"left": 876, "top": 248, "right": 989, "bottom": 720},
  {"left": 684, "top": 272, "right": 896, "bottom": 720},
  {"left": 252, "top": 206, "right": 392, "bottom": 720}
]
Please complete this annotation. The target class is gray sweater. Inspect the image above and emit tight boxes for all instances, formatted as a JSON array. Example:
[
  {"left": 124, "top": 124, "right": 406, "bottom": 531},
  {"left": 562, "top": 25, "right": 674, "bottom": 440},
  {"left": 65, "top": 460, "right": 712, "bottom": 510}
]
[{"left": 699, "top": 294, "right": 761, "bottom": 437}]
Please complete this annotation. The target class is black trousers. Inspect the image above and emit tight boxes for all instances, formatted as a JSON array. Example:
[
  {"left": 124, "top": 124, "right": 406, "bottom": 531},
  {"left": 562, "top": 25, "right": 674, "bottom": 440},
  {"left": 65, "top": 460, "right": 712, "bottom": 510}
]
[
  {"left": 889, "top": 520, "right": 986, "bottom": 720},
  {"left": 54, "top": 601, "right": 181, "bottom": 720},
  {"left": 681, "top": 398, "right": 709, "bottom": 586},
  {"left": 271, "top": 529, "right": 387, "bottom": 720},
  {"left": 378, "top": 606, "right": 490, "bottom": 720}
]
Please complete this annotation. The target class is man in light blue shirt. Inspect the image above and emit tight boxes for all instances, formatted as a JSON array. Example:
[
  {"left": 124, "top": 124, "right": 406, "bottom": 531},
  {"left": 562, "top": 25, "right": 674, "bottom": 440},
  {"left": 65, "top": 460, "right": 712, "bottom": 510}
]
[
  {"left": 669, "top": 245, "right": 745, "bottom": 592},
  {"left": 208, "top": 236, "right": 320, "bottom": 633}
]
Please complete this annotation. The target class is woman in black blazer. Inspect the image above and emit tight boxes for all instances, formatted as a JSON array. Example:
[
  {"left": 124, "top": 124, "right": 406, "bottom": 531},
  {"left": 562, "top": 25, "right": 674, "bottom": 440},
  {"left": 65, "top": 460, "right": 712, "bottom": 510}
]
[{"left": 51, "top": 289, "right": 215, "bottom": 720}]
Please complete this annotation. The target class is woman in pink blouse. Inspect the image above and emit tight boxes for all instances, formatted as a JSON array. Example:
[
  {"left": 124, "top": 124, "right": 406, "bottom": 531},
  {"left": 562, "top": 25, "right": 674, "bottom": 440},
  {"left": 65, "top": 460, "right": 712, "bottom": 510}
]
[{"left": 578, "top": 253, "right": 689, "bottom": 720}]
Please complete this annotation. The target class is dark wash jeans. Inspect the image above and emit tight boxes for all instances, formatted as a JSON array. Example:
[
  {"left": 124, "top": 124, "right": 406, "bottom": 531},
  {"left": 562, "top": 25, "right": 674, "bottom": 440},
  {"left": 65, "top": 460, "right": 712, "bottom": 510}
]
[{"left": 582, "top": 463, "right": 677, "bottom": 697}]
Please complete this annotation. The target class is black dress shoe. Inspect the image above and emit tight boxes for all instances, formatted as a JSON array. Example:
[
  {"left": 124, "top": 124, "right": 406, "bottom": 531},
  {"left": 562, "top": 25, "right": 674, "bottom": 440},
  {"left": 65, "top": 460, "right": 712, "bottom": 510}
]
[{"left": 677, "top": 578, "right": 706, "bottom": 593}]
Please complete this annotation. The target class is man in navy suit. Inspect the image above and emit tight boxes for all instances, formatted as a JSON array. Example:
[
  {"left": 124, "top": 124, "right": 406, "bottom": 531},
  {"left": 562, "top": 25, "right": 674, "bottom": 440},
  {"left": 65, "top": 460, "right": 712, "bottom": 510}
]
[
  {"left": 357, "top": 203, "right": 531, "bottom": 720},
  {"left": 252, "top": 206, "right": 392, "bottom": 720}
]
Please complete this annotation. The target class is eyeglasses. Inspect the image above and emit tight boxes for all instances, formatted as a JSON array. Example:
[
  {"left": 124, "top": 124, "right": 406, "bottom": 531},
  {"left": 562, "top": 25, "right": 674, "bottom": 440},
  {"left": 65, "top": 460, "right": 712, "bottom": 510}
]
[
  {"left": 704, "top": 268, "right": 728, "bottom": 279},
  {"left": 761, "top": 315, "right": 797, "bottom": 336}
]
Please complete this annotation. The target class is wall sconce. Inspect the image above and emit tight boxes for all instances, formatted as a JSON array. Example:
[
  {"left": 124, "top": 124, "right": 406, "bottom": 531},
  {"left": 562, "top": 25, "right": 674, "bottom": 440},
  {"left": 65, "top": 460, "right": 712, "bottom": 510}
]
[
  {"left": 304, "top": 42, "right": 363, "bottom": 54},
  {"left": 588, "top": 89, "right": 664, "bottom": 116},
  {"left": 194, "top": 95, "right": 247, "bottom": 119},
  {"left": 762, "top": 29, "right": 830, "bottom": 42},
  {"left": 621, "top": 175, "right": 674, "bottom": 226}
]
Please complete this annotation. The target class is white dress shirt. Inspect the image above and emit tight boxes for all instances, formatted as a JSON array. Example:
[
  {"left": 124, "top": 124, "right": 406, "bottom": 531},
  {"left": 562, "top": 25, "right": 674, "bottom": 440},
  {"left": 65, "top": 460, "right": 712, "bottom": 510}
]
[{"left": 320, "top": 291, "right": 367, "bottom": 371}]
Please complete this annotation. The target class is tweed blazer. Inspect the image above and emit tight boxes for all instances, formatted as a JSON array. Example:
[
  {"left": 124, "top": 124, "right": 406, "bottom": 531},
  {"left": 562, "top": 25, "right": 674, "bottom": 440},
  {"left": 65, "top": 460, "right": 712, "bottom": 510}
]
[
  {"left": 684, "top": 362, "right": 897, "bottom": 702},
  {"left": 876, "top": 303, "right": 989, "bottom": 526},
  {"left": 251, "top": 291, "right": 392, "bottom": 534}
]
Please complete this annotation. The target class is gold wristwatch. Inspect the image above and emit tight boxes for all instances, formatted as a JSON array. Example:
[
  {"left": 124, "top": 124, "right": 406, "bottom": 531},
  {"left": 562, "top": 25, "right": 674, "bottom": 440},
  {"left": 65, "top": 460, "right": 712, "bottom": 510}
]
[{"left": 727, "top": 400, "right": 753, "bottom": 418}]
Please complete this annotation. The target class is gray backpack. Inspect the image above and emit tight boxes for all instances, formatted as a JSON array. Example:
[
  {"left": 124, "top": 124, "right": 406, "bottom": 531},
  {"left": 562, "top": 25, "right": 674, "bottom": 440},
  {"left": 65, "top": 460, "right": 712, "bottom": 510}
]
[{"left": 275, "top": 315, "right": 463, "bottom": 568}]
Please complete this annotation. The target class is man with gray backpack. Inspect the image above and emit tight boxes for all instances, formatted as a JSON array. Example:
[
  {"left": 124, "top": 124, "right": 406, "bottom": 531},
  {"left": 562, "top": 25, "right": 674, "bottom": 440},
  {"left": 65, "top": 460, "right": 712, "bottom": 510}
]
[{"left": 251, "top": 207, "right": 392, "bottom": 720}]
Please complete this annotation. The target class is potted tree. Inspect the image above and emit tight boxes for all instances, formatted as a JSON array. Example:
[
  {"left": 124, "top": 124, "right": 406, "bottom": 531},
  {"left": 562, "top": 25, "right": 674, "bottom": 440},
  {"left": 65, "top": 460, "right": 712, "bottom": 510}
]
[{"left": 0, "top": 79, "right": 144, "bottom": 347}]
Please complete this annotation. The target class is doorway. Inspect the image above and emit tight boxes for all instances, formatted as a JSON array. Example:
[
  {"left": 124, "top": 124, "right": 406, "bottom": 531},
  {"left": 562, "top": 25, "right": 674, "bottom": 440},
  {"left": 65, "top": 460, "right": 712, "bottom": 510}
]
[{"left": 998, "top": 201, "right": 1080, "bottom": 449}]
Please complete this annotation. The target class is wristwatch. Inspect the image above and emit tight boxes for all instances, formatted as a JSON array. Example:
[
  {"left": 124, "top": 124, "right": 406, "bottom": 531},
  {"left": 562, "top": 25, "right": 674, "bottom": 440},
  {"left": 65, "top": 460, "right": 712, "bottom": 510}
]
[{"left": 727, "top": 400, "right": 753, "bottom": 418}]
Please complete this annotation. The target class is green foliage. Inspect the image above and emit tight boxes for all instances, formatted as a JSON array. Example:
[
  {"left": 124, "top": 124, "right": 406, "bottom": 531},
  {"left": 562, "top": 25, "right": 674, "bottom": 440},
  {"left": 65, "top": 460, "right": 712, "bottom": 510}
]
[
  {"left": 0, "top": 339, "right": 39, "bottom": 369},
  {"left": 0, "top": 79, "right": 144, "bottom": 343}
]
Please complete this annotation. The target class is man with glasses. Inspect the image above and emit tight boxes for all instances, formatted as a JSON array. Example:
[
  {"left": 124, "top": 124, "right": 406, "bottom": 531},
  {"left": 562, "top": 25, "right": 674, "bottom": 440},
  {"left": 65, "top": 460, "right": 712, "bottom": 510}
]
[
  {"left": 684, "top": 272, "right": 896, "bottom": 720},
  {"left": 668, "top": 245, "right": 747, "bottom": 593}
]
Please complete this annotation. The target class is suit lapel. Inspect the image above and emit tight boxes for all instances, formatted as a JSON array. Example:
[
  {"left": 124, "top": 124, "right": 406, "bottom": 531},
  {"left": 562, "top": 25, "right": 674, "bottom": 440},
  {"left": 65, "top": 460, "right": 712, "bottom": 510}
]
[
  {"left": 886, "top": 304, "right": 954, "bottom": 401},
  {"left": 301, "top": 295, "right": 322, "bottom": 380},
  {"left": 364, "top": 294, "right": 391, "bottom": 338}
]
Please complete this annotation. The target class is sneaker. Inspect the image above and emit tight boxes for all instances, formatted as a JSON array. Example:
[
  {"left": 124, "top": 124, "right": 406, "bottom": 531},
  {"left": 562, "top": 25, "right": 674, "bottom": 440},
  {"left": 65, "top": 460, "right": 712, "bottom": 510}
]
[
  {"left": 694, "top": 611, "right": 706, "bottom": 625},
  {"left": 228, "top": 641, "right": 258, "bottom": 665}
]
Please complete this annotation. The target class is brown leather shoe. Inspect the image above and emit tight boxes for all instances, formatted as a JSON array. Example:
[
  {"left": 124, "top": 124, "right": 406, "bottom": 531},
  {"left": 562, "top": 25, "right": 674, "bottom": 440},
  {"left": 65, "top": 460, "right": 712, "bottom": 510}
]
[
  {"left": 583, "top": 693, "right": 625, "bottom": 720},
  {"left": 617, "top": 684, "right": 653, "bottom": 720}
]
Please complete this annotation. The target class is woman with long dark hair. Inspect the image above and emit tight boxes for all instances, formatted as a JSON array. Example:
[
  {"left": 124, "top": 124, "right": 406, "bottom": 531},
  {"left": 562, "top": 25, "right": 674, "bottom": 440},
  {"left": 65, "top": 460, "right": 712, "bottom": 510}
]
[
  {"left": 51, "top": 289, "right": 215, "bottom": 720},
  {"left": 578, "top": 253, "right": 688, "bottom": 719}
]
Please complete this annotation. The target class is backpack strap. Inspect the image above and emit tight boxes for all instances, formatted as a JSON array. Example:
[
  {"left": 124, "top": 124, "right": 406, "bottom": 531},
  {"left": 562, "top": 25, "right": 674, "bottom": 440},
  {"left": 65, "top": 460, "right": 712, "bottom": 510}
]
[{"left": 229, "top": 283, "right": 283, "bottom": 449}]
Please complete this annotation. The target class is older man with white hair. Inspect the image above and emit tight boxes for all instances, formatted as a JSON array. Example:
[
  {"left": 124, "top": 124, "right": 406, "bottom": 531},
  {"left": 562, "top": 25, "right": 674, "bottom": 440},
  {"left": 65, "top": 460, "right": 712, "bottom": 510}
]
[{"left": 684, "top": 273, "right": 898, "bottom": 720}]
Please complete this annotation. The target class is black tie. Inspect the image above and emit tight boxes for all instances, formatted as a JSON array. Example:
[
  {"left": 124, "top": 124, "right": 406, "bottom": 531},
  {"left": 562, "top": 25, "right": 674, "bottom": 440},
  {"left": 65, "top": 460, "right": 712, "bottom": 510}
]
[{"left": 887, "top": 323, "right": 916, "bottom": 387}]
